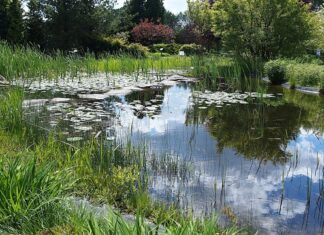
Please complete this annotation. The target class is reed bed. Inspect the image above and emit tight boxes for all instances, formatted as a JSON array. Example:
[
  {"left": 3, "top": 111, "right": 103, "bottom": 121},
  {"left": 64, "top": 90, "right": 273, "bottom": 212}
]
[
  {"left": 191, "top": 56, "right": 264, "bottom": 92},
  {"left": 0, "top": 42, "right": 192, "bottom": 81}
]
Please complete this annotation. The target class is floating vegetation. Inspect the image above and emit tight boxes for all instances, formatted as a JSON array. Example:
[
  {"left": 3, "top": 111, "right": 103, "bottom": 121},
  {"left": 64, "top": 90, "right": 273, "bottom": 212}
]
[{"left": 192, "top": 90, "right": 276, "bottom": 107}]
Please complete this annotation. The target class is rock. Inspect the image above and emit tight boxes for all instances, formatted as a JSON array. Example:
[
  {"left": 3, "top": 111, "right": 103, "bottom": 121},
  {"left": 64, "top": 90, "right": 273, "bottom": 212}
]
[
  {"left": 50, "top": 98, "right": 71, "bottom": 103},
  {"left": 0, "top": 74, "right": 9, "bottom": 86},
  {"left": 23, "top": 99, "right": 49, "bottom": 108}
]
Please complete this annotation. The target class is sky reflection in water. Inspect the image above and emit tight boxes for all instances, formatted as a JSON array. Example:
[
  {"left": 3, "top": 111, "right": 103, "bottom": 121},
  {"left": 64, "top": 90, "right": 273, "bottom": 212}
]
[{"left": 117, "top": 85, "right": 324, "bottom": 234}]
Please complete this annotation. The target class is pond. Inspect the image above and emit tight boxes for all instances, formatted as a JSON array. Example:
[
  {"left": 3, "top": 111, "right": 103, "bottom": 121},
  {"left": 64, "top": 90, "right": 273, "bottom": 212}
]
[{"left": 21, "top": 74, "right": 324, "bottom": 234}]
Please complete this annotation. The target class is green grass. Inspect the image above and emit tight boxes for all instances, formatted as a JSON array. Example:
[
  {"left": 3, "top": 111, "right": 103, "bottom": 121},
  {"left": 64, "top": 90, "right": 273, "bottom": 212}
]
[
  {"left": 0, "top": 131, "right": 243, "bottom": 234},
  {"left": 264, "top": 58, "right": 324, "bottom": 88},
  {"left": 0, "top": 42, "right": 192, "bottom": 81},
  {"left": 0, "top": 156, "right": 73, "bottom": 234},
  {"left": 190, "top": 56, "right": 264, "bottom": 92}
]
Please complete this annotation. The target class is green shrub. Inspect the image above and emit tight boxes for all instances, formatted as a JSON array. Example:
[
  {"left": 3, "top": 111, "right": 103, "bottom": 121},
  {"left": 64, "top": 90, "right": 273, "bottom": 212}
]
[
  {"left": 264, "top": 60, "right": 287, "bottom": 85},
  {"left": 287, "top": 63, "right": 324, "bottom": 87},
  {"left": 179, "top": 44, "right": 204, "bottom": 55},
  {"left": 86, "top": 37, "right": 148, "bottom": 57},
  {"left": 149, "top": 43, "right": 181, "bottom": 54},
  {"left": 126, "top": 43, "right": 149, "bottom": 57},
  {"left": 264, "top": 59, "right": 324, "bottom": 88}
]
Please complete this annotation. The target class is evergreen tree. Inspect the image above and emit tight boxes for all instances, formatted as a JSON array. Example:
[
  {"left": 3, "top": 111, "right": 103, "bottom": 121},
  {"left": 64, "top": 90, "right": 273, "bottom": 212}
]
[
  {"left": 44, "top": 0, "right": 97, "bottom": 50},
  {"left": 7, "top": 0, "right": 24, "bottom": 44},
  {"left": 45, "top": 0, "right": 77, "bottom": 49},
  {"left": 127, "top": 0, "right": 146, "bottom": 23},
  {"left": 26, "top": 0, "right": 44, "bottom": 47},
  {"left": 145, "top": 0, "right": 165, "bottom": 23},
  {"left": 0, "top": 0, "right": 9, "bottom": 40}
]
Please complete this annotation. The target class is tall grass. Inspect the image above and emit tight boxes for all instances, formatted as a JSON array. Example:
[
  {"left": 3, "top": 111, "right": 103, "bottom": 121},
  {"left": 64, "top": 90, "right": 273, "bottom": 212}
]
[
  {"left": 0, "top": 88, "right": 46, "bottom": 143},
  {"left": 0, "top": 157, "right": 73, "bottom": 233},
  {"left": 264, "top": 58, "right": 324, "bottom": 88},
  {"left": 191, "top": 56, "right": 264, "bottom": 92},
  {"left": 0, "top": 42, "right": 192, "bottom": 81},
  {"left": 0, "top": 88, "right": 24, "bottom": 133}
]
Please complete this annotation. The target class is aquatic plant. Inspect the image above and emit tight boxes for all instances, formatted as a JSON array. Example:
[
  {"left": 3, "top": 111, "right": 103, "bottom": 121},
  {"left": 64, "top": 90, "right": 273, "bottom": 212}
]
[
  {"left": 190, "top": 56, "right": 263, "bottom": 92},
  {"left": 0, "top": 156, "right": 73, "bottom": 233},
  {"left": 0, "top": 42, "right": 192, "bottom": 81}
]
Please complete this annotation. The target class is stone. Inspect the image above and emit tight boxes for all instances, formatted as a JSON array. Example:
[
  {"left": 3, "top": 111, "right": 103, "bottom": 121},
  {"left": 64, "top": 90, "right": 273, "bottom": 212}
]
[{"left": 0, "top": 74, "right": 9, "bottom": 86}]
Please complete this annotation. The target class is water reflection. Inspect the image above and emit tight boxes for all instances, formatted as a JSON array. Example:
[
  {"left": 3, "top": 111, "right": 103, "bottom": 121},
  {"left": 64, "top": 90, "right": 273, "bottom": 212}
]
[{"left": 117, "top": 84, "right": 324, "bottom": 234}]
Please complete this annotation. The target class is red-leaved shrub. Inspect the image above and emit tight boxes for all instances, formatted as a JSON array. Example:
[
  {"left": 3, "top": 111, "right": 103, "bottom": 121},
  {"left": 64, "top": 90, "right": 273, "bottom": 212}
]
[{"left": 131, "top": 20, "right": 175, "bottom": 46}]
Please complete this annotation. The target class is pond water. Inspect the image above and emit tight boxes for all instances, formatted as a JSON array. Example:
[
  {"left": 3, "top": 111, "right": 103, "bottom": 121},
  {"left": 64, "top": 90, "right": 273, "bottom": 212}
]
[{"left": 21, "top": 75, "right": 324, "bottom": 234}]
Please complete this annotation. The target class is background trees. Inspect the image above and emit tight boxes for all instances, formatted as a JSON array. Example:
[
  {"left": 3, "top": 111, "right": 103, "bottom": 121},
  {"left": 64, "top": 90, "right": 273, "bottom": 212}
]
[
  {"left": 6, "top": 0, "right": 24, "bottom": 44},
  {"left": 213, "top": 0, "right": 318, "bottom": 58},
  {"left": 25, "top": 0, "right": 45, "bottom": 47},
  {"left": 0, "top": 0, "right": 9, "bottom": 40},
  {"left": 127, "top": 0, "right": 165, "bottom": 23},
  {"left": 127, "top": 0, "right": 146, "bottom": 23},
  {"left": 188, "top": 0, "right": 323, "bottom": 59},
  {"left": 145, "top": 0, "right": 165, "bottom": 22}
]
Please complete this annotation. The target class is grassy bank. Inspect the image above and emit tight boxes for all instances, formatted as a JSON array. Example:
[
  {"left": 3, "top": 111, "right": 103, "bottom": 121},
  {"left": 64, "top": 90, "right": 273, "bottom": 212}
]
[
  {"left": 0, "top": 42, "right": 192, "bottom": 81},
  {"left": 0, "top": 89, "right": 244, "bottom": 234},
  {"left": 264, "top": 58, "right": 324, "bottom": 89}
]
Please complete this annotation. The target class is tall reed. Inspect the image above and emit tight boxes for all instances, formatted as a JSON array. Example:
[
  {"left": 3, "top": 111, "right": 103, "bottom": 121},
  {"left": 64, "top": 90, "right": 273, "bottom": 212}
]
[{"left": 0, "top": 157, "right": 73, "bottom": 233}]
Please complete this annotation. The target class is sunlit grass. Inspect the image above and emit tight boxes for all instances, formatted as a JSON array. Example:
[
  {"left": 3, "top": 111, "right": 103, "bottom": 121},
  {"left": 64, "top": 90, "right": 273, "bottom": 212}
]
[{"left": 0, "top": 42, "right": 192, "bottom": 81}]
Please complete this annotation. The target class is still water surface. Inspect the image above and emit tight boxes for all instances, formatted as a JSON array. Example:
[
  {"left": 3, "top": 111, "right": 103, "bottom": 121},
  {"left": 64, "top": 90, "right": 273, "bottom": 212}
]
[
  {"left": 24, "top": 80, "right": 324, "bottom": 234},
  {"left": 116, "top": 84, "right": 324, "bottom": 234}
]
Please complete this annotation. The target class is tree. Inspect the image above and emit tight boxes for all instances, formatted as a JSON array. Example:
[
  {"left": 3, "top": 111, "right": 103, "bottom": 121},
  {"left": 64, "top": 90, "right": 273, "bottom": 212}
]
[
  {"left": 210, "top": 0, "right": 319, "bottom": 59},
  {"left": 26, "top": 0, "right": 45, "bottom": 47},
  {"left": 96, "top": 4, "right": 134, "bottom": 35},
  {"left": 127, "top": 0, "right": 146, "bottom": 23},
  {"left": 131, "top": 20, "right": 174, "bottom": 45},
  {"left": 187, "top": 0, "right": 213, "bottom": 34},
  {"left": 164, "top": 10, "right": 177, "bottom": 29},
  {"left": 44, "top": 0, "right": 98, "bottom": 50},
  {"left": 7, "top": 0, "right": 24, "bottom": 44},
  {"left": 145, "top": 0, "right": 165, "bottom": 22},
  {"left": 0, "top": 0, "right": 9, "bottom": 40}
]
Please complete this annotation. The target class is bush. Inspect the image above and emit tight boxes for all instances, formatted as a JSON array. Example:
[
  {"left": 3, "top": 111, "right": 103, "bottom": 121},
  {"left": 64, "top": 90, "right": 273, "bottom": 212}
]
[
  {"left": 85, "top": 37, "right": 148, "bottom": 57},
  {"left": 264, "top": 60, "right": 287, "bottom": 85},
  {"left": 288, "top": 63, "right": 324, "bottom": 87},
  {"left": 131, "top": 20, "right": 175, "bottom": 46},
  {"left": 179, "top": 44, "right": 204, "bottom": 55},
  {"left": 149, "top": 43, "right": 181, "bottom": 54},
  {"left": 265, "top": 59, "right": 324, "bottom": 87},
  {"left": 126, "top": 43, "right": 149, "bottom": 57}
]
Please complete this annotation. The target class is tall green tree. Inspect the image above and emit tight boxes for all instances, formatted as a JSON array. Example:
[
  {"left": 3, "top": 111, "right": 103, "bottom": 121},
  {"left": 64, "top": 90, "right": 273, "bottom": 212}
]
[
  {"left": 7, "top": 0, "right": 24, "bottom": 44},
  {"left": 44, "top": 0, "right": 98, "bottom": 50},
  {"left": 127, "top": 0, "right": 146, "bottom": 23},
  {"left": 145, "top": 0, "right": 165, "bottom": 22},
  {"left": 26, "top": 0, "right": 45, "bottom": 47},
  {"left": 188, "top": 0, "right": 319, "bottom": 58},
  {"left": 0, "top": 0, "right": 9, "bottom": 40}
]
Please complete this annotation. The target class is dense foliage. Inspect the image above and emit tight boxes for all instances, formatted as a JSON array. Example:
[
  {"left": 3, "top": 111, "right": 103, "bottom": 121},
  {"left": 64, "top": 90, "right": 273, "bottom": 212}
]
[
  {"left": 188, "top": 0, "right": 323, "bottom": 59},
  {"left": 265, "top": 59, "right": 324, "bottom": 88},
  {"left": 131, "top": 20, "right": 175, "bottom": 45}
]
